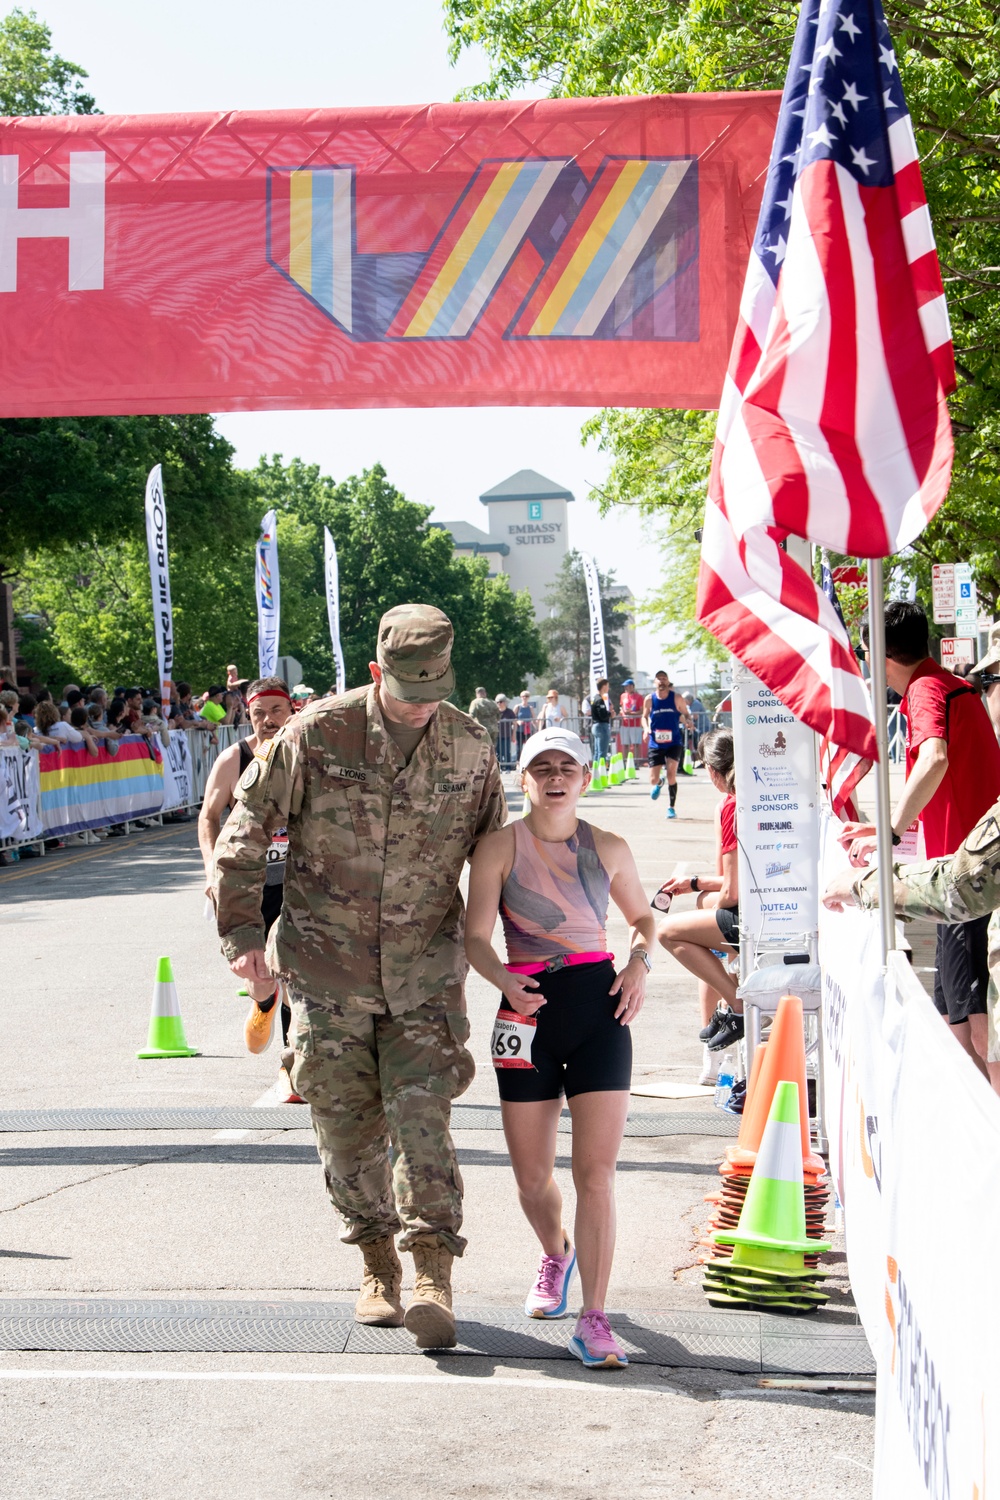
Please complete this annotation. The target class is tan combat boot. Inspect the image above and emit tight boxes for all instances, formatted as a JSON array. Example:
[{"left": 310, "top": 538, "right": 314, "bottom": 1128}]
[
  {"left": 355, "top": 1238, "right": 404, "bottom": 1327},
  {"left": 403, "top": 1243, "right": 457, "bottom": 1349}
]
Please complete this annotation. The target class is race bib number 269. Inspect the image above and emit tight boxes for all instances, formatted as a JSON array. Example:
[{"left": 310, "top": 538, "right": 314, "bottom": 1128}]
[{"left": 491, "top": 1008, "right": 536, "bottom": 1069}]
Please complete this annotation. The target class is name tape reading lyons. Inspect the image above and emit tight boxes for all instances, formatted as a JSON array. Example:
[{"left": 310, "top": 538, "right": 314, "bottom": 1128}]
[{"left": 0, "top": 94, "right": 777, "bottom": 415}]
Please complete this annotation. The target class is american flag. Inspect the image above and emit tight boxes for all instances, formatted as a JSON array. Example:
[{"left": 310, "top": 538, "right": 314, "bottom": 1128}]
[
  {"left": 818, "top": 549, "right": 872, "bottom": 816},
  {"left": 696, "top": 0, "right": 954, "bottom": 762}
]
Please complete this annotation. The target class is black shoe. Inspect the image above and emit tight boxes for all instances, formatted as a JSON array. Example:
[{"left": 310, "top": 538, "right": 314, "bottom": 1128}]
[
  {"left": 699, "top": 1004, "right": 728, "bottom": 1043},
  {"left": 707, "top": 1012, "right": 745, "bottom": 1051},
  {"left": 726, "top": 1077, "right": 747, "bottom": 1115}
]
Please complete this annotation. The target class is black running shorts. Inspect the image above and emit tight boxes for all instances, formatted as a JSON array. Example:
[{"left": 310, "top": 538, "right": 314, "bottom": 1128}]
[
  {"left": 715, "top": 904, "right": 740, "bottom": 948},
  {"left": 261, "top": 880, "right": 283, "bottom": 938},
  {"left": 493, "top": 960, "right": 633, "bottom": 1103},
  {"left": 933, "top": 916, "right": 989, "bottom": 1024},
  {"left": 649, "top": 741, "right": 684, "bottom": 768}
]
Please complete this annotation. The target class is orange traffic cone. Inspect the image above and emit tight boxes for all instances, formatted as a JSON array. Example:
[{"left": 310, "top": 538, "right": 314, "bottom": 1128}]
[
  {"left": 703, "top": 1081, "right": 831, "bottom": 1313},
  {"left": 726, "top": 995, "right": 824, "bottom": 1175}
]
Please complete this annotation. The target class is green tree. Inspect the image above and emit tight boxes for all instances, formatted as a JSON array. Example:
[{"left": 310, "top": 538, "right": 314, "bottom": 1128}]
[
  {"left": 1, "top": 415, "right": 246, "bottom": 559},
  {"left": 0, "top": 7, "right": 96, "bottom": 115},
  {"left": 445, "top": 0, "right": 1000, "bottom": 614},
  {"left": 15, "top": 456, "right": 548, "bottom": 698},
  {"left": 540, "top": 549, "right": 628, "bottom": 703},
  {"left": 250, "top": 458, "right": 547, "bottom": 701}
]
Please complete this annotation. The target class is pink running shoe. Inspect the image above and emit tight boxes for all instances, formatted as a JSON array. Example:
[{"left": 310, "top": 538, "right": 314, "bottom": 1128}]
[
  {"left": 569, "top": 1309, "right": 629, "bottom": 1368},
  {"left": 524, "top": 1236, "right": 576, "bottom": 1319}
]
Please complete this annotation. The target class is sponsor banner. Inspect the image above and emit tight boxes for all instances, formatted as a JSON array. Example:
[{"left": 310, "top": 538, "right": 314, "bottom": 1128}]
[
  {"left": 820, "top": 818, "right": 1000, "bottom": 1500},
  {"left": 1, "top": 728, "right": 248, "bottom": 842},
  {"left": 144, "top": 464, "right": 174, "bottom": 717},
  {"left": 0, "top": 744, "right": 42, "bottom": 841},
  {"left": 324, "top": 526, "right": 346, "bottom": 696},
  {"left": 36, "top": 736, "right": 163, "bottom": 835},
  {"left": 0, "top": 96, "right": 778, "bottom": 416},
  {"left": 159, "top": 729, "right": 193, "bottom": 812},
  {"left": 256, "top": 510, "right": 280, "bottom": 678},
  {"left": 580, "top": 553, "right": 607, "bottom": 696},
  {"left": 732, "top": 665, "right": 818, "bottom": 948}
]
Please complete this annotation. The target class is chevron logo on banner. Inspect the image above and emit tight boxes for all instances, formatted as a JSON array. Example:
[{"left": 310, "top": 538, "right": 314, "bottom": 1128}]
[{"left": 266, "top": 156, "right": 698, "bottom": 342}]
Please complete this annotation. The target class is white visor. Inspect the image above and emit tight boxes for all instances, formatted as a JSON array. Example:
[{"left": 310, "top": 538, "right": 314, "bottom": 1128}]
[{"left": 518, "top": 728, "right": 591, "bottom": 771}]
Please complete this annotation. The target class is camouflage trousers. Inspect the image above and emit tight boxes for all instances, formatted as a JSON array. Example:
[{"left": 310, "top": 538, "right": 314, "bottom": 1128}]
[{"left": 286, "top": 987, "right": 475, "bottom": 1256}]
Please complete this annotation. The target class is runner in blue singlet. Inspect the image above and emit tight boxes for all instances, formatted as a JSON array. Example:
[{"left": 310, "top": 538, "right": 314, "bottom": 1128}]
[{"left": 642, "top": 670, "right": 694, "bottom": 819}]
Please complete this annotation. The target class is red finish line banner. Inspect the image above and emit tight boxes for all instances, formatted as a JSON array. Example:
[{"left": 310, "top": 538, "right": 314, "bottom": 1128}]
[{"left": 0, "top": 95, "right": 778, "bottom": 415}]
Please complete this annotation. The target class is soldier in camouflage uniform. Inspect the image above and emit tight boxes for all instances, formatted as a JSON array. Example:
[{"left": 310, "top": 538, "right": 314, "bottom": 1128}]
[
  {"left": 467, "top": 686, "right": 500, "bottom": 745},
  {"left": 213, "top": 604, "right": 506, "bottom": 1349},
  {"left": 823, "top": 801, "right": 1000, "bottom": 1084}
]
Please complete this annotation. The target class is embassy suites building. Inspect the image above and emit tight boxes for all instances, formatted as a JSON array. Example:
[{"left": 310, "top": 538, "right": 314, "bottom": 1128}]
[{"left": 433, "top": 468, "right": 636, "bottom": 676}]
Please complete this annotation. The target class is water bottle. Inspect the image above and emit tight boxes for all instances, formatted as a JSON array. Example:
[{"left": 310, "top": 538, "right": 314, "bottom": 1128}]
[{"left": 714, "top": 1049, "right": 736, "bottom": 1111}]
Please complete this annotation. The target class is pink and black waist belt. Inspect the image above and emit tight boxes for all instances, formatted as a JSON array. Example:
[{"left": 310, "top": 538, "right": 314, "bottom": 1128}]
[{"left": 504, "top": 950, "right": 615, "bottom": 976}]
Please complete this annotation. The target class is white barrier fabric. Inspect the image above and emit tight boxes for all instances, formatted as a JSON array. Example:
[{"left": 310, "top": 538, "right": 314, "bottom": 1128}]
[
  {"left": 159, "top": 729, "right": 193, "bottom": 812},
  {"left": 0, "top": 726, "right": 247, "bottom": 844},
  {"left": 820, "top": 816, "right": 1000, "bottom": 1499},
  {"left": 0, "top": 745, "right": 42, "bottom": 841}
]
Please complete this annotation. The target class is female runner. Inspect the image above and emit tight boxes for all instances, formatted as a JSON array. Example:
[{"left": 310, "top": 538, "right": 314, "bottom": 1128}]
[
  {"left": 655, "top": 729, "right": 743, "bottom": 1055},
  {"left": 465, "top": 727, "right": 655, "bottom": 1369}
]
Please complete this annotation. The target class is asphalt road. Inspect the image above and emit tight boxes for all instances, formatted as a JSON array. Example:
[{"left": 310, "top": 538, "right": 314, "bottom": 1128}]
[{"left": 0, "top": 773, "right": 875, "bottom": 1499}]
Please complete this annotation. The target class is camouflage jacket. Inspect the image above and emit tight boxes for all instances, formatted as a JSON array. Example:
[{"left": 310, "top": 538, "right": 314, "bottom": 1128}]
[
  {"left": 467, "top": 698, "right": 500, "bottom": 740},
  {"left": 856, "top": 800, "right": 1000, "bottom": 1003},
  {"left": 213, "top": 684, "right": 506, "bottom": 1013}
]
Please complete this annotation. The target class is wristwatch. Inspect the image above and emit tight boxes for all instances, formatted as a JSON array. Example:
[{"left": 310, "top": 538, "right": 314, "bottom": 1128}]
[
  {"left": 631, "top": 948, "right": 653, "bottom": 973},
  {"left": 891, "top": 830, "right": 902, "bottom": 846},
  {"left": 690, "top": 875, "right": 700, "bottom": 892}
]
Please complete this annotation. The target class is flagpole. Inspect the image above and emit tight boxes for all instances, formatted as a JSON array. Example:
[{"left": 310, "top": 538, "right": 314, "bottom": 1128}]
[{"left": 866, "top": 558, "right": 896, "bottom": 961}]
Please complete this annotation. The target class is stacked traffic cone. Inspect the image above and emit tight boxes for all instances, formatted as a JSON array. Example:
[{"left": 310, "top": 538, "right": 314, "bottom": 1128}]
[
  {"left": 610, "top": 750, "right": 625, "bottom": 785},
  {"left": 625, "top": 750, "right": 637, "bottom": 781},
  {"left": 703, "top": 1082, "right": 831, "bottom": 1312},
  {"left": 699, "top": 995, "right": 830, "bottom": 1274},
  {"left": 592, "top": 758, "right": 607, "bottom": 791},
  {"left": 137, "top": 956, "right": 199, "bottom": 1058}
]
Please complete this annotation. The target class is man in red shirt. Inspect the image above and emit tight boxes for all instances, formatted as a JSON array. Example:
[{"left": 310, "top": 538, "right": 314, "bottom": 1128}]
[
  {"left": 845, "top": 602, "right": 1000, "bottom": 1078},
  {"left": 618, "top": 679, "right": 644, "bottom": 763}
]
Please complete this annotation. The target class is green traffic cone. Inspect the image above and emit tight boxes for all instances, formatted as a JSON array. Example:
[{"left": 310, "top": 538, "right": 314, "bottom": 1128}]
[
  {"left": 715, "top": 1081, "right": 830, "bottom": 1270},
  {"left": 137, "top": 956, "right": 200, "bottom": 1058},
  {"left": 625, "top": 751, "right": 637, "bottom": 781},
  {"left": 683, "top": 745, "right": 694, "bottom": 775},
  {"left": 593, "top": 758, "right": 607, "bottom": 791}
]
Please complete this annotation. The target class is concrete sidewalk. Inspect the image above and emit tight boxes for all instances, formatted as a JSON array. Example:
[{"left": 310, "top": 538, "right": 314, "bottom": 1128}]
[{"left": 1, "top": 768, "right": 875, "bottom": 1499}]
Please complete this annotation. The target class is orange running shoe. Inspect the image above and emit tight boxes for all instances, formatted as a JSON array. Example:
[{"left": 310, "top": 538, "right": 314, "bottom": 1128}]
[{"left": 244, "top": 994, "right": 278, "bottom": 1054}]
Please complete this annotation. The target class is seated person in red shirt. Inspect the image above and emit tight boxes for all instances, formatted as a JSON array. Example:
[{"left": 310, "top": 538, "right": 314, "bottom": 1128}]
[{"left": 844, "top": 601, "right": 1000, "bottom": 1081}]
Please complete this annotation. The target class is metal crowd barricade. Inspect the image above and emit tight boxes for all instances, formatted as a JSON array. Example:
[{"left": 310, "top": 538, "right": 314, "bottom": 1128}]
[{"left": 0, "top": 724, "right": 250, "bottom": 859}]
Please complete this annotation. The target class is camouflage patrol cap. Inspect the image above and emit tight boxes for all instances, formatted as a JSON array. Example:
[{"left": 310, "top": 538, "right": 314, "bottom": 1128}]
[{"left": 376, "top": 603, "right": 456, "bottom": 702}]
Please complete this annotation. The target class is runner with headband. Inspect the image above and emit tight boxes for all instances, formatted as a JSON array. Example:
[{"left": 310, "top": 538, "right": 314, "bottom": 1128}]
[
  {"left": 465, "top": 727, "right": 654, "bottom": 1369},
  {"left": 199, "top": 675, "right": 299, "bottom": 1099}
]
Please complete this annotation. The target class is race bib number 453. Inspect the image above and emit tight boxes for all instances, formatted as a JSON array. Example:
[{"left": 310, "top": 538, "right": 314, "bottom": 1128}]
[{"left": 491, "top": 1008, "right": 536, "bottom": 1069}]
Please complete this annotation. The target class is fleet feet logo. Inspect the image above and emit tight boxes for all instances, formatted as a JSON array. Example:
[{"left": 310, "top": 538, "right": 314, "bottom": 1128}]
[{"left": 266, "top": 156, "right": 699, "bottom": 342}]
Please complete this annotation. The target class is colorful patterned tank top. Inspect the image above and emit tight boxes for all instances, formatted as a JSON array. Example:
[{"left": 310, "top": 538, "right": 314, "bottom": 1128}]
[{"left": 500, "top": 819, "right": 610, "bottom": 964}]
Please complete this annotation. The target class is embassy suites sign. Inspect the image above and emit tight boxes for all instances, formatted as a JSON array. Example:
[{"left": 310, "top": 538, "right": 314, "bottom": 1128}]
[{"left": 508, "top": 522, "right": 562, "bottom": 546}]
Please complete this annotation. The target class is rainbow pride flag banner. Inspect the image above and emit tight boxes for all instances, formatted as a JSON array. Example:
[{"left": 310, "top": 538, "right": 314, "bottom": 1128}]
[{"left": 38, "top": 736, "right": 165, "bottom": 836}]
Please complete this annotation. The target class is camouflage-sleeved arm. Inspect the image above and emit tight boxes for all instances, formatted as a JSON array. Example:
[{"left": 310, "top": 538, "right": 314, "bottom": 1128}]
[
  {"left": 855, "top": 802, "right": 1000, "bottom": 925},
  {"left": 469, "top": 749, "right": 506, "bottom": 857},
  {"left": 213, "top": 730, "right": 304, "bottom": 961}
]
